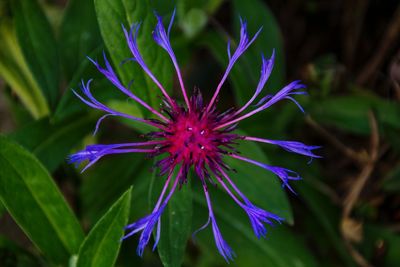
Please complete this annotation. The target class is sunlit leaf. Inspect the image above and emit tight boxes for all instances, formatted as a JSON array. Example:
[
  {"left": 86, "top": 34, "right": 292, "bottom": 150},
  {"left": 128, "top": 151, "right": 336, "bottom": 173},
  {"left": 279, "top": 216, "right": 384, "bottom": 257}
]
[
  {"left": 12, "top": 0, "right": 59, "bottom": 109},
  {"left": 0, "top": 22, "right": 49, "bottom": 118}
]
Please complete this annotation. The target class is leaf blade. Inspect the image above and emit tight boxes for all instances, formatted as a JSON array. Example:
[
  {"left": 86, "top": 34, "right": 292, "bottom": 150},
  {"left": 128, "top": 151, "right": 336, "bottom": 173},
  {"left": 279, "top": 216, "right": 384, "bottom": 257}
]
[
  {"left": 12, "top": 0, "right": 59, "bottom": 109},
  {"left": 9, "top": 115, "right": 94, "bottom": 172},
  {"left": 60, "top": 0, "right": 102, "bottom": 81},
  {"left": 0, "top": 136, "right": 84, "bottom": 264},
  {"left": 76, "top": 187, "right": 132, "bottom": 267},
  {"left": 0, "top": 22, "right": 49, "bottom": 118}
]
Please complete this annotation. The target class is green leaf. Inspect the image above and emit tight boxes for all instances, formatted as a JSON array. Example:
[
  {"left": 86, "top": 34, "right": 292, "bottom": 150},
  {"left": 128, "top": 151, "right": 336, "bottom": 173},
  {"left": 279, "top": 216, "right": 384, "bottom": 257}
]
[
  {"left": 192, "top": 182, "right": 317, "bottom": 267},
  {"left": 177, "top": 0, "right": 224, "bottom": 18},
  {"left": 107, "top": 99, "right": 154, "bottom": 134},
  {"left": 310, "top": 96, "right": 369, "bottom": 134},
  {"left": 0, "top": 22, "right": 49, "bottom": 118},
  {"left": 60, "top": 0, "right": 102, "bottom": 81},
  {"left": 81, "top": 153, "right": 146, "bottom": 223},
  {"left": 180, "top": 8, "right": 207, "bottom": 38},
  {"left": 80, "top": 157, "right": 152, "bottom": 265},
  {"left": 94, "top": 0, "right": 174, "bottom": 114},
  {"left": 149, "top": 167, "right": 192, "bottom": 267},
  {"left": 76, "top": 187, "right": 132, "bottom": 267},
  {"left": 53, "top": 46, "right": 104, "bottom": 122},
  {"left": 310, "top": 94, "right": 400, "bottom": 135},
  {"left": 225, "top": 131, "right": 293, "bottom": 223},
  {"left": 0, "top": 135, "right": 84, "bottom": 264},
  {"left": 9, "top": 115, "right": 94, "bottom": 172},
  {"left": 12, "top": 0, "right": 59, "bottom": 109}
]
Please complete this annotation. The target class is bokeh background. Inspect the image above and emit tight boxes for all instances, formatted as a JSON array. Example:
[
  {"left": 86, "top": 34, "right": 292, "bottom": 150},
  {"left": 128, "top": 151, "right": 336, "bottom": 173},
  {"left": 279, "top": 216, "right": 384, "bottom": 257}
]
[{"left": 1, "top": 0, "right": 400, "bottom": 266}]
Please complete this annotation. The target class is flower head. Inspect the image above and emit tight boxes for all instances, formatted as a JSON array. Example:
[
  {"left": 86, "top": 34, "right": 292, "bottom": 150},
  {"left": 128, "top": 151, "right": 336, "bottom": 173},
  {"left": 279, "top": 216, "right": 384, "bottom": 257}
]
[{"left": 69, "top": 11, "right": 319, "bottom": 262}]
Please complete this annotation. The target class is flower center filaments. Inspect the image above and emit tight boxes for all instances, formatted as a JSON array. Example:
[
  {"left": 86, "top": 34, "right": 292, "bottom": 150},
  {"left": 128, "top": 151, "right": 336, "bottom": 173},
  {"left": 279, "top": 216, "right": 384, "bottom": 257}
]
[
  {"left": 167, "top": 113, "right": 213, "bottom": 162},
  {"left": 149, "top": 92, "right": 238, "bottom": 184}
]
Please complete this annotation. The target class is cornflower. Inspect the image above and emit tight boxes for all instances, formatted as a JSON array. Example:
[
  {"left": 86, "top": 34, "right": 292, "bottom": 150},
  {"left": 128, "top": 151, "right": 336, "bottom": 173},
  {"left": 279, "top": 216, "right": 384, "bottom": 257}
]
[{"left": 69, "top": 10, "right": 320, "bottom": 262}]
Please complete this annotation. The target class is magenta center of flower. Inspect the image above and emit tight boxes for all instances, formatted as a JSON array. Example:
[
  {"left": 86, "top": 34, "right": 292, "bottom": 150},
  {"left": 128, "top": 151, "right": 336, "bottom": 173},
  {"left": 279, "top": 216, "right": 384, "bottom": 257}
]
[{"left": 166, "top": 111, "right": 218, "bottom": 164}]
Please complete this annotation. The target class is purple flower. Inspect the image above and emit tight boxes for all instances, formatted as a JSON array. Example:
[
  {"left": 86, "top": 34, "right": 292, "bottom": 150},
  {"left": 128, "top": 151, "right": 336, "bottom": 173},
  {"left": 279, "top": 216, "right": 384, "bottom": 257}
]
[{"left": 69, "top": 11, "right": 319, "bottom": 262}]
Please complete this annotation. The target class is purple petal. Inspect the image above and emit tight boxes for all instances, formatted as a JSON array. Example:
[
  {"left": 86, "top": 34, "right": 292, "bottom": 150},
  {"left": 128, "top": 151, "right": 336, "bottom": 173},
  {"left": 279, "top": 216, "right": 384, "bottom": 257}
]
[
  {"left": 214, "top": 80, "right": 307, "bottom": 130},
  {"left": 215, "top": 166, "right": 283, "bottom": 239},
  {"left": 229, "top": 154, "right": 302, "bottom": 194},
  {"left": 243, "top": 137, "right": 322, "bottom": 159},
  {"left": 87, "top": 53, "right": 168, "bottom": 121},
  {"left": 211, "top": 216, "right": 235, "bottom": 262},
  {"left": 152, "top": 219, "right": 161, "bottom": 251},
  {"left": 261, "top": 80, "right": 306, "bottom": 111},
  {"left": 243, "top": 203, "right": 283, "bottom": 238},
  {"left": 202, "top": 184, "right": 235, "bottom": 262},
  {"left": 136, "top": 207, "right": 164, "bottom": 256},
  {"left": 192, "top": 216, "right": 211, "bottom": 241},
  {"left": 93, "top": 114, "right": 115, "bottom": 135},
  {"left": 123, "top": 168, "right": 180, "bottom": 256},
  {"left": 121, "top": 23, "right": 175, "bottom": 105},
  {"left": 152, "top": 10, "right": 175, "bottom": 53},
  {"left": 235, "top": 50, "right": 275, "bottom": 114},
  {"left": 68, "top": 143, "right": 157, "bottom": 171},
  {"left": 227, "top": 39, "right": 232, "bottom": 59},
  {"left": 152, "top": 9, "right": 190, "bottom": 107},
  {"left": 207, "top": 17, "right": 262, "bottom": 111}
]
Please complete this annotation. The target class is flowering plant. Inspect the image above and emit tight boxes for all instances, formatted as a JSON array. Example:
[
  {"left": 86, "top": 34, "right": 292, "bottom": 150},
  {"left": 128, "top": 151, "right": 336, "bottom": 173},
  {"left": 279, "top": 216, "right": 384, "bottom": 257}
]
[{"left": 69, "top": 10, "right": 319, "bottom": 262}]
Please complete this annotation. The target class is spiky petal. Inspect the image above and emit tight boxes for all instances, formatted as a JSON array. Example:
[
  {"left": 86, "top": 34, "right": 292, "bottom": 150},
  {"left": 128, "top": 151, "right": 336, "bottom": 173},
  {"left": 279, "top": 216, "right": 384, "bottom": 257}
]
[
  {"left": 207, "top": 18, "right": 262, "bottom": 111},
  {"left": 152, "top": 9, "right": 190, "bottom": 107},
  {"left": 123, "top": 169, "right": 180, "bottom": 255},
  {"left": 235, "top": 50, "right": 276, "bottom": 115},
  {"left": 198, "top": 185, "right": 236, "bottom": 262},
  {"left": 243, "top": 136, "right": 322, "bottom": 160}
]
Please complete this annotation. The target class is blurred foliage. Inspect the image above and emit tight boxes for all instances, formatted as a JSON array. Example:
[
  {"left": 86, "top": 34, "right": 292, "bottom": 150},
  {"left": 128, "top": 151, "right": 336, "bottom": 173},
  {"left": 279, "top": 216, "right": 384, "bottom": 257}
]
[{"left": 0, "top": 0, "right": 399, "bottom": 267}]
